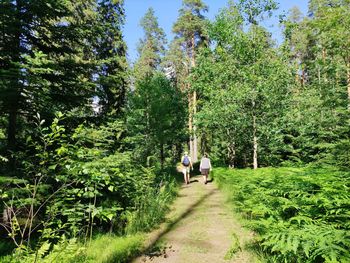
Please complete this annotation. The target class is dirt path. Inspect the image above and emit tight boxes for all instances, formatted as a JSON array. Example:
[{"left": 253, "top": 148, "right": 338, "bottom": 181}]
[{"left": 133, "top": 175, "right": 258, "bottom": 263}]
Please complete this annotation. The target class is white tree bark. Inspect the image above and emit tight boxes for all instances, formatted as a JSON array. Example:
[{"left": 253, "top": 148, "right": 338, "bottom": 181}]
[{"left": 253, "top": 114, "right": 258, "bottom": 169}]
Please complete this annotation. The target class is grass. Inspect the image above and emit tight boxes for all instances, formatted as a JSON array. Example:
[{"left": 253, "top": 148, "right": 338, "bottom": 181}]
[
  {"left": 224, "top": 232, "right": 241, "bottom": 260},
  {"left": 125, "top": 175, "right": 179, "bottom": 234},
  {"left": 0, "top": 234, "right": 145, "bottom": 263},
  {"left": 82, "top": 234, "right": 145, "bottom": 263}
]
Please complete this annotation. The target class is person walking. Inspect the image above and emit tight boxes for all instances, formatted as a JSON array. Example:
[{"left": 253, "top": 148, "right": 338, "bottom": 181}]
[
  {"left": 200, "top": 153, "right": 212, "bottom": 184},
  {"left": 181, "top": 151, "right": 192, "bottom": 184}
]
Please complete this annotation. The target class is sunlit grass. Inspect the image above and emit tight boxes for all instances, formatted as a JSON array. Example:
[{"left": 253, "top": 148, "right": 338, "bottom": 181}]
[{"left": 82, "top": 234, "right": 144, "bottom": 263}]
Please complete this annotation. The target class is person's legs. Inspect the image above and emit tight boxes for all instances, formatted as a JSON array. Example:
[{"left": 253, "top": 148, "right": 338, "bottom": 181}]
[
  {"left": 182, "top": 168, "right": 187, "bottom": 184},
  {"left": 186, "top": 168, "right": 190, "bottom": 184},
  {"left": 202, "top": 169, "right": 209, "bottom": 184}
]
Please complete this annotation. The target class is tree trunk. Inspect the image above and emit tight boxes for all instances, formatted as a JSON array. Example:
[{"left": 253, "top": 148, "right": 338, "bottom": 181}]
[
  {"left": 301, "top": 68, "right": 306, "bottom": 86},
  {"left": 3, "top": 207, "right": 12, "bottom": 224},
  {"left": 189, "top": 35, "right": 198, "bottom": 162},
  {"left": 322, "top": 48, "right": 327, "bottom": 83},
  {"left": 188, "top": 90, "right": 193, "bottom": 157},
  {"left": 226, "top": 129, "right": 235, "bottom": 168},
  {"left": 253, "top": 114, "right": 258, "bottom": 169},
  {"left": 192, "top": 90, "right": 198, "bottom": 162},
  {"left": 228, "top": 142, "right": 235, "bottom": 168}
]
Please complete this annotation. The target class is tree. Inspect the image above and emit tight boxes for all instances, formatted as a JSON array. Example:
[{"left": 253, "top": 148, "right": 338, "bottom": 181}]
[
  {"left": 133, "top": 7, "right": 167, "bottom": 81},
  {"left": 282, "top": 6, "right": 309, "bottom": 86},
  {"left": 162, "top": 38, "right": 187, "bottom": 89},
  {"left": 279, "top": 0, "right": 350, "bottom": 166},
  {"left": 94, "top": 0, "right": 128, "bottom": 116},
  {"left": 0, "top": 0, "right": 99, "bottom": 154},
  {"left": 193, "top": 1, "right": 292, "bottom": 168},
  {"left": 127, "top": 73, "right": 186, "bottom": 169},
  {"left": 173, "top": 0, "right": 208, "bottom": 162}
]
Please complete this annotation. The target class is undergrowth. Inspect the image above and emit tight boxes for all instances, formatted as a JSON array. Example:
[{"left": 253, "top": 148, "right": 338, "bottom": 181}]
[
  {"left": 81, "top": 234, "right": 144, "bottom": 263},
  {"left": 0, "top": 234, "right": 143, "bottom": 263},
  {"left": 125, "top": 176, "right": 178, "bottom": 234},
  {"left": 0, "top": 172, "right": 179, "bottom": 263},
  {"left": 214, "top": 167, "right": 350, "bottom": 263}
]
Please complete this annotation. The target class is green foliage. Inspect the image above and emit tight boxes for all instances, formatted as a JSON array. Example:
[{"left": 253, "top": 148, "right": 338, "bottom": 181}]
[
  {"left": 1, "top": 113, "right": 179, "bottom": 261},
  {"left": 189, "top": 0, "right": 350, "bottom": 170},
  {"left": 94, "top": 0, "right": 128, "bottom": 115},
  {"left": 125, "top": 177, "right": 178, "bottom": 234},
  {"left": 214, "top": 167, "right": 350, "bottom": 262},
  {"left": 127, "top": 73, "right": 187, "bottom": 167},
  {"left": 279, "top": 0, "right": 350, "bottom": 168},
  {"left": 192, "top": 2, "right": 293, "bottom": 168},
  {"left": 0, "top": 0, "right": 127, "bottom": 152},
  {"left": 173, "top": 0, "right": 208, "bottom": 43},
  {"left": 2, "top": 0, "right": 350, "bottom": 262}
]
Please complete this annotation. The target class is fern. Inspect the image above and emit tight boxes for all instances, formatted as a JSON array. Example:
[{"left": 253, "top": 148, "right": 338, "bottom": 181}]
[{"left": 214, "top": 167, "right": 350, "bottom": 262}]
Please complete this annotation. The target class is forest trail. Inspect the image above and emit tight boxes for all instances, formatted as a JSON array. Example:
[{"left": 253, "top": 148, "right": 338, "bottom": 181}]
[{"left": 133, "top": 175, "right": 257, "bottom": 263}]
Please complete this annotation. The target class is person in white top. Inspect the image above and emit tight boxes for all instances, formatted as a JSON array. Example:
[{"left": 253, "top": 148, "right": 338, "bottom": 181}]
[
  {"left": 181, "top": 151, "right": 193, "bottom": 184},
  {"left": 199, "top": 153, "right": 212, "bottom": 184}
]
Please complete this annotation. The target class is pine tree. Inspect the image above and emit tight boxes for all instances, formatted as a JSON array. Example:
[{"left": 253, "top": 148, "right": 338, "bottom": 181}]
[
  {"left": 173, "top": 0, "right": 208, "bottom": 162},
  {"left": 0, "top": 0, "right": 106, "bottom": 156},
  {"left": 134, "top": 7, "right": 167, "bottom": 81},
  {"left": 94, "top": 0, "right": 128, "bottom": 116},
  {"left": 162, "top": 38, "right": 187, "bottom": 88},
  {"left": 0, "top": 0, "right": 73, "bottom": 151}
]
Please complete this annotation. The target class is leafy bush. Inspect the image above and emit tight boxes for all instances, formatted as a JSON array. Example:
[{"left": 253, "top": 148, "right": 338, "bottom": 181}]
[
  {"left": 214, "top": 167, "right": 350, "bottom": 263},
  {"left": 0, "top": 115, "right": 179, "bottom": 262}
]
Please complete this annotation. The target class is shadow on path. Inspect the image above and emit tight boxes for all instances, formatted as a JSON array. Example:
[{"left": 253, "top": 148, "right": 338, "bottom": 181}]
[
  {"left": 133, "top": 188, "right": 216, "bottom": 261},
  {"left": 206, "top": 178, "right": 214, "bottom": 183}
]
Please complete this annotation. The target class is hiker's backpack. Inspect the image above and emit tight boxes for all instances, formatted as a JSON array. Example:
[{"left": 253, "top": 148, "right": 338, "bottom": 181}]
[{"left": 182, "top": 156, "right": 190, "bottom": 166}]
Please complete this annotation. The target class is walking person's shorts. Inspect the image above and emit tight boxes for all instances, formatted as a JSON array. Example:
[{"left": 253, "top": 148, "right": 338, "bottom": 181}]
[{"left": 201, "top": 169, "right": 209, "bottom": 176}]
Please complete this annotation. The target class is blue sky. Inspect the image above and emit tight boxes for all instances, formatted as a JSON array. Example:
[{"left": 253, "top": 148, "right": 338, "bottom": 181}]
[{"left": 123, "top": 0, "right": 309, "bottom": 63}]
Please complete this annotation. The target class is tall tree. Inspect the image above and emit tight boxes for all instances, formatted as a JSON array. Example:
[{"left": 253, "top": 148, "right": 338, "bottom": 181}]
[
  {"left": 133, "top": 7, "right": 167, "bottom": 81},
  {"left": 162, "top": 38, "right": 187, "bottom": 89},
  {"left": 94, "top": 0, "right": 128, "bottom": 116},
  {"left": 283, "top": 6, "right": 309, "bottom": 86},
  {"left": 0, "top": 0, "right": 99, "bottom": 154},
  {"left": 237, "top": 0, "right": 279, "bottom": 169},
  {"left": 173, "top": 0, "right": 208, "bottom": 162}
]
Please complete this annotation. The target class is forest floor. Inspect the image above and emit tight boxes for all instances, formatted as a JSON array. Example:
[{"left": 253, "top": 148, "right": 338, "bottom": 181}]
[{"left": 132, "top": 175, "right": 258, "bottom": 263}]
